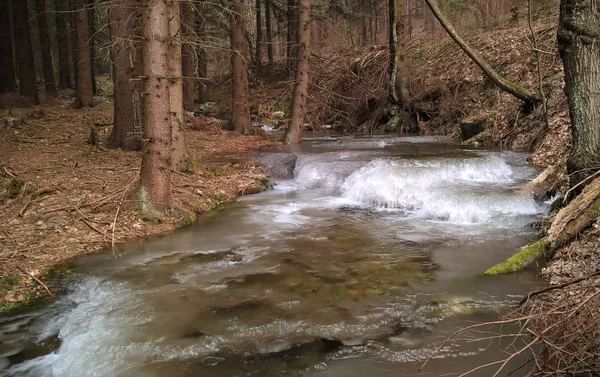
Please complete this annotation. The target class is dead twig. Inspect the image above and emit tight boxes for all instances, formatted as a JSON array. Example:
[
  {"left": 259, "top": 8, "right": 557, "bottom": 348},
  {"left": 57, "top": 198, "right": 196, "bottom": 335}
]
[
  {"left": 16, "top": 266, "right": 55, "bottom": 297},
  {"left": 520, "top": 270, "right": 600, "bottom": 306}
]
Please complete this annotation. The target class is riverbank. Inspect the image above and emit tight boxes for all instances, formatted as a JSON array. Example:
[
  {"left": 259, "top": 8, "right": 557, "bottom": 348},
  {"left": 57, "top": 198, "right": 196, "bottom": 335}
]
[{"left": 0, "top": 100, "right": 277, "bottom": 312}]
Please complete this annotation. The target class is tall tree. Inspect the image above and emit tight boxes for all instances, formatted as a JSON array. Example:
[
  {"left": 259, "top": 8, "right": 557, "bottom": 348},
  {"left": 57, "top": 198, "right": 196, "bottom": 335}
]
[
  {"left": 109, "top": 0, "right": 143, "bottom": 151},
  {"left": 255, "top": 0, "right": 263, "bottom": 64},
  {"left": 13, "top": 0, "right": 39, "bottom": 104},
  {"left": 55, "top": 0, "right": 73, "bottom": 89},
  {"left": 196, "top": 8, "right": 208, "bottom": 104},
  {"left": 423, "top": 0, "right": 539, "bottom": 103},
  {"left": 0, "top": 0, "right": 16, "bottom": 93},
  {"left": 74, "top": 0, "right": 94, "bottom": 106},
  {"left": 87, "top": 0, "right": 97, "bottom": 95},
  {"left": 35, "top": 0, "right": 58, "bottom": 98},
  {"left": 229, "top": 0, "right": 252, "bottom": 134},
  {"left": 284, "top": 0, "right": 310, "bottom": 144},
  {"left": 557, "top": 0, "right": 600, "bottom": 174},
  {"left": 140, "top": 0, "right": 172, "bottom": 212},
  {"left": 168, "top": 0, "right": 189, "bottom": 171},
  {"left": 265, "top": 0, "right": 274, "bottom": 70},
  {"left": 181, "top": 0, "right": 195, "bottom": 111}
]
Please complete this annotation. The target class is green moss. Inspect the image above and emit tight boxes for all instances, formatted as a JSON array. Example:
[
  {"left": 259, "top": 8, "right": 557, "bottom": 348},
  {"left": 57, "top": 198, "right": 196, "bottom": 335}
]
[
  {"left": 485, "top": 237, "right": 547, "bottom": 275},
  {"left": 209, "top": 193, "right": 225, "bottom": 204},
  {"left": 187, "top": 156, "right": 199, "bottom": 168},
  {"left": 139, "top": 211, "right": 163, "bottom": 224},
  {"left": 175, "top": 213, "right": 197, "bottom": 229}
]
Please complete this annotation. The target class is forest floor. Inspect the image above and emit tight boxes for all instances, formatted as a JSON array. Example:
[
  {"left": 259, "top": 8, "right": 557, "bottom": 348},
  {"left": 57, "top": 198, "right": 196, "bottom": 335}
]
[{"left": 0, "top": 95, "right": 277, "bottom": 311}]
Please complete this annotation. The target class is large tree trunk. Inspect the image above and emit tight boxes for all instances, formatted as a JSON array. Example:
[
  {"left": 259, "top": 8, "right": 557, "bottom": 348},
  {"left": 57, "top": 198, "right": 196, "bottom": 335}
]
[
  {"left": 181, "top": 0, "right": 195, "bottom": 111},
  {"left": 265, "top": 0, "right": 274, "bottom": 71},
  {"left": 557, "top": 0, "right": 600, "bottom": 174},
  {"left": 0, "top": 0, "right": 16, "bottom": 93},
  {"left": 196, "top": 6, "right": 208, "bottom": 104},
  {"left": 286, "top": 0, "right": 297, "bottom": 77},
  {"left": 13, "top": 0, "right": 39, "bottom": 104},
  {"left": 229, "top": 0, "right": 252, "bottom": 134},
  {"left": 284, "top": 0, "right": 310, "bottom": 144},
  {"left": 140, "top": 0, "right": 172, "bottom": 212},
  {"left": 168, "top": 0, "right": 189, "bottom": 171},
  {"left": 255, "top": 0, "right": 263, "bottom": 65},
  {"left": 73, "top": 0, "right": 94, "bottom": 106},
  {"left": 389, "top": 0, "right": 409, "bottom": 104},
  {"left": 423, "top": 0, "right": 540, "bottom": 103},
  {"left": 55, "top": 0, "right": 72, "bottom": 89},
  {"left": 109, "top": 0, "right": 143, "bottom": 151},
  {"left": 35, "top": 0, "right": 58, "bottom": 98}
]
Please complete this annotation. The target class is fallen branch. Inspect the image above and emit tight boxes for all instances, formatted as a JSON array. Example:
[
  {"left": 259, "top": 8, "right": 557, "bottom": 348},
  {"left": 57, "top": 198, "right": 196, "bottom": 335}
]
[
  {"left": 519, "top": 270, "right": 600, "bottom": 306},
  {"left": 485, "top": 237, "right": 547, "bottom": 275},
  {"left": 16, "top": 266, "right": 55, "bottom": 297}
]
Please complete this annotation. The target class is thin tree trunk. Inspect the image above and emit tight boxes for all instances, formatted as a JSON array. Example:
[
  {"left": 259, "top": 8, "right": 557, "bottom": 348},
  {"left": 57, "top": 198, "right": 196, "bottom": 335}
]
[
  {"left": 35, "top": 0, "right": 58, "bottom": 98},
  {"left": 70, "top": 0, "right": 79, "bottom": 90},
  {"left": 13, "top": 0, "right": 39, "bottom": 104},
  {"left": 389, "top": 0, "right": 409, "bottom": 104},
  {"left": 109, "top": 0, "right": 143, "bottom": 151},
  {"left": 55, "top": 0, "right": 72, "bottom": 89},
  {"left": 265, "top": 0, "right": 274, "bottom": 70},
  {"left": 423, "top": 0, "right": 539, "bottom": 103},
  {"left": 87, "top": 0, "right": 97, "bottom": 95},
  {"left": 557, "top": 0, "right": 600, "bottom": 174},
  {"left": 0, "top": 0, "right": 16, "bottom": 93},
  {"left": 229, "top": 0, "right": 252, "bottom": 134},
  {"left": 284, "top": 0, "right": 310, "bottom": 144},
  {"left": 181, "top": 0, "right": 195, "bottom": 111},
  {"left": 168, "top": 0, "right": 189, "bottom": 171},
  {"left": 140, "top": 0, "right": 172, "bottom": 212},
  {"left": 196, "top": 7, "right": 207, "bottom": 104},
  {"left": 255, "top": 0, "right": 263, "bottom": 65},
  {"left": 73, "top": 0, "right": 94, "bottom": 106}
]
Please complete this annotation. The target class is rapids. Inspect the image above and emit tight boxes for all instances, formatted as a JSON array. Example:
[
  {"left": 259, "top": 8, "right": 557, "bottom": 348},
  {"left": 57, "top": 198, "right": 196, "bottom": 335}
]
[{"left": 0, "top": 135, "right": 547, "bottom": 377}]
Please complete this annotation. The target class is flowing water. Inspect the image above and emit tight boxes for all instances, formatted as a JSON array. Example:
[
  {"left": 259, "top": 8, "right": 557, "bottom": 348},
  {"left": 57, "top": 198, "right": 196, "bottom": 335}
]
[{"left": 1, "top": 135, "right": 548, "bottom": 377}]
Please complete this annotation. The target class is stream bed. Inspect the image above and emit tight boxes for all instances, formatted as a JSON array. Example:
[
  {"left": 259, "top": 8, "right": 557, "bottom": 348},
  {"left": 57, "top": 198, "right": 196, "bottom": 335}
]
[{"left": 0, "top": 135, "right": 548, "bottom": 377}]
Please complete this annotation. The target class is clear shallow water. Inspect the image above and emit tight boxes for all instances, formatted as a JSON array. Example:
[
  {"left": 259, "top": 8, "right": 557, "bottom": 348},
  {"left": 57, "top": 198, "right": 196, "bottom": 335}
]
[{"left": 1, "top": 135, "right": 546, "bottom": 377}]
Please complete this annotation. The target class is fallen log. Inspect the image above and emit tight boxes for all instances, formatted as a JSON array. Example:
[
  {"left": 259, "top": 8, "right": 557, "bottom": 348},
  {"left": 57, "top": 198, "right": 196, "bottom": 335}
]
[{"left": 485, "top": 237, "right": 547, "bottom": 275}]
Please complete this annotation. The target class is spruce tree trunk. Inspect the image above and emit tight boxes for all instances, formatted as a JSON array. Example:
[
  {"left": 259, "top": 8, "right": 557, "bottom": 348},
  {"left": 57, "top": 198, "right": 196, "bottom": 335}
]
[
  {"left": 255, "top": 0, "right": 263, "bottom": 65},
  {"left": 0, "top": 0, "right": 16, "bottom": 93},
  {"left": 284, "top": 0, "right": 310, "bottom": 145},
  {"left": 168, "top": 0, "right": 189, "bottom": 171},
  {"left": 557, "top": 0, "right": 600, "bottom": 174},
  {"left": 140, "top": 0, "right": 172, "bottom": 212},
  {"left": 109, "top": 0, "right": 143, "bottom": 151},
  {"left": 229, "top": 0, "right": 252, "bottom": 134},
  {"left": 70, "top": 0, "right": 79, "bottom": 90},
  {"left": 13, "top": 0, "right": 39, "bottom": 104},
  {"left": 265, "top": 0, "right": 274, "bottom": 70},
  {"left": 87, "top": 0, "right": 97, "bottom": 95},
  {"left": 196, "top": 6, "right": 208, "bottom": 104},
  {"left": 423, "top": 0, "right": 539, "bottom": 103},
  {"left": 389, "top": 0, "right": 409, "bottom": 104},
  {"left": 55, "top": 0, "right": 72, "bottom": 89},
  {"left": 35, "top": 0, "right": 58, "bottom": 98},
  {"left": 181, "top": 0, "right": 195, "bottom": 111},
  {"left": 73, "top": 0, "right": 94, "bottom": 106}
]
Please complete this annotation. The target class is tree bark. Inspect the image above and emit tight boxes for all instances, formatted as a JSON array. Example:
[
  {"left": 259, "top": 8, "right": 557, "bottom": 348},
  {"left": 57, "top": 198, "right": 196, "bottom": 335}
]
[
  {"left": 13, "top": 0, "right": 39, "bottom": 104},
  {"left": 168, "top": 0, "right": 189, "bottom": 171},
  {"left": 229, "top": 0, "right": 252, "bottom": 134},
  {"left": 557, "top": 0, "right": 600, "bottom": 174},
  {"left": 284, "top": 0, "right": 310, "bottom": 145},
  {"left": 196, "top": 6, "right": 208, "bottom": 104},
  {"left": 423, "top": 0, "right": 540, "bottom": 103},
  {"left": 389, "top": 0, "right": 409, "bottom": 104},
  {"left": 266, "top": 0, "right": 274, "bottom": 69},
  {"left": 0, "top": 0, "right": 16, "bottom": 93},
  {"left": 181, "top": 0, "right": 195, "bottom": 111},
  {"left": 140, "top": 0, "right": 172, "bottom": 212},
  {"left": 55, "top": 0, "right": 72, "bottom": 89},
  {"left": 255, "top": 0, "right": 263, "bottom": 65},
  {"left": 35, "top": 0, "right": 58, "bottom": 98},
  {"left": 73, "top": 0, "right": 94, "bottom": 106},
  {"left": 109, "top": 0, "right": 143, "bottom": 151},
  {"left": 87, "top": 0, "right": 97, "bottom": 95}
]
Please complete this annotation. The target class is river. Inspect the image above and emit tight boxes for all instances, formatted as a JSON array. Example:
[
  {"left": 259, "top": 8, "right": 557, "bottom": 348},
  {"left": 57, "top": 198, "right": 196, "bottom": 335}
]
[{"left": 0, "top": 135, "right": 547, "bottom": 377}]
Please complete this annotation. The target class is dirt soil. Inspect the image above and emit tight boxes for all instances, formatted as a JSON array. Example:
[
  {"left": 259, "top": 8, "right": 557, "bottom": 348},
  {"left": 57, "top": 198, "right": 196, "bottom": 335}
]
[{"left": 0, "top": 99, "right": 278, "bottom": 310}]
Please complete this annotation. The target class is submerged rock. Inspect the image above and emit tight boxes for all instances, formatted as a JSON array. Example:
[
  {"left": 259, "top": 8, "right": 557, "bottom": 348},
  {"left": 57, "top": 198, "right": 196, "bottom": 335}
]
[{"left": 253, "top": 153, "right": 298, "bottom": 180}]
